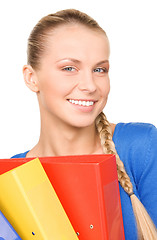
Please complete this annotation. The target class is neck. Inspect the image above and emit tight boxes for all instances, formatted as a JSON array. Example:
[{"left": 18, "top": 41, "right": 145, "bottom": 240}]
[{"left": 27, "top": 116, "right": 102, "bottom": 158}]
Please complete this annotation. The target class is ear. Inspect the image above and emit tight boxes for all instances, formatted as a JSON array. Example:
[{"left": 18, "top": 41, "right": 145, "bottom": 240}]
[{"left": 23, "top": 65, "right": 39, "bottom": 93}]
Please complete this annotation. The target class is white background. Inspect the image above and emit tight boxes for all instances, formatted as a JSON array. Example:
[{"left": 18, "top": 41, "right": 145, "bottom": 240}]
[{"left": 0, "top": 0, "right": 157, "bottom": 158}]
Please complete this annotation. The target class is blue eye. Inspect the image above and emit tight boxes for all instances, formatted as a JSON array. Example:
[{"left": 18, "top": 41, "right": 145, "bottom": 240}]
[
  {"left": 62, "top": 67, "right": 76, "bottom": 72},
  {"left": 94, "top": 68, "right": 108, "bottom": 73}
]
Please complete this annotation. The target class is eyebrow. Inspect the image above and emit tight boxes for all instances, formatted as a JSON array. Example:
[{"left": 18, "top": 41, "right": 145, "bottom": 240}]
[
  {"left": 56, "top": 58, "right": 109, "bottom": 65},
  {"left": 95, "top": 60, "right": 109, "bottom": 66},
  {"left": 56, "top": 58, "right": 81, "bottom": 64}
]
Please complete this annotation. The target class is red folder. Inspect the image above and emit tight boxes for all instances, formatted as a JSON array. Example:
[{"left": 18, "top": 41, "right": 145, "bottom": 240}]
[{"left": 0, "top": 154, "right": 125, "bottom": 240}]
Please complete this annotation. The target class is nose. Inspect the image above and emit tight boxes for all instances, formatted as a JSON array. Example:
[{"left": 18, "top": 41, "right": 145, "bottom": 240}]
[{"left": 78, "top": 70, "right": 96, "bottom": 93}]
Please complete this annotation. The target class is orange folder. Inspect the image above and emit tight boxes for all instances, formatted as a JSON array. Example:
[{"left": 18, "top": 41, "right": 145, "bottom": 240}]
[{"left": 0, "top": 154, "right": 125, "bottom": 240}]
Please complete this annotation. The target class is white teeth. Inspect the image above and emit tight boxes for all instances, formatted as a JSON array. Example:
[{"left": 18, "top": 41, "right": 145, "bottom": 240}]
[{"left": 68, "top": 99, "right": 94, "bottom": 106}]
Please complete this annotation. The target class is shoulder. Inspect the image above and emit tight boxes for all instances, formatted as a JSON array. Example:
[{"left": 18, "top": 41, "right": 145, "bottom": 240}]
[
  {"left": 114, "top": 122, "right": 156, "bottom": 138},
  {"left": 113, "top": 122, "right": 157, "bottom": 188},
  {"left": 11, "top": 151, "right": 29, "bottom": 158},
  {"left": 113, "top": 122, "right": 157, "bottom": 159},
  {"left": 113, "top": 122, "right": 156, "bottom": 151}
]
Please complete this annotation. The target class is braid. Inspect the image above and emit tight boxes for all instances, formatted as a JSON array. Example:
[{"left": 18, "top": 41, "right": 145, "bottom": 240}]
[
  {"left": 95, "top": 111, "right": 133, "bottom": 195},
  {"left": 95, "top": 112, "right": 157, "bottom": 239}
]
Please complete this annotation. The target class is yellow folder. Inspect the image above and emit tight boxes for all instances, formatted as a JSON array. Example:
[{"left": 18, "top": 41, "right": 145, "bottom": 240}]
[{"left": 0, "top": 158, "right": 78, "bottom": 240}]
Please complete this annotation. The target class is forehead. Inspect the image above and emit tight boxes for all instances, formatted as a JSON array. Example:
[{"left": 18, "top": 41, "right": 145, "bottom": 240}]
[{"left": 44, "top": 24, "right": 110, "bottom": 63}]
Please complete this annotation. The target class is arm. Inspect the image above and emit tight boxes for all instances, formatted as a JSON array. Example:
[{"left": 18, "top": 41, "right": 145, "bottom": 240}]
[{"left": 137, "top": 125, "right": 157, "bottom": 227}]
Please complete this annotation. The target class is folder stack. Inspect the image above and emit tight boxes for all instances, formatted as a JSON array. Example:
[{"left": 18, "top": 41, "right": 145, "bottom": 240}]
[{"left": 0, "top": 154, "right": 125, "bottom": 240}]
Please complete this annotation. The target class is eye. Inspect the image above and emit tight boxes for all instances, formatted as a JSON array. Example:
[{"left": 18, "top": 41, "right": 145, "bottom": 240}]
[
  {"left": 62, "top": 66, "right": 76, "bottom": 72},
  {"left": 93, "top": 67, "right": 108, "bottom": 73}
]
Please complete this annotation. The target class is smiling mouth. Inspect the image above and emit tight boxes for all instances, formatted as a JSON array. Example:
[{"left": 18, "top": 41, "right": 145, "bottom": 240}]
[{"left": 67, "top": 99, "right": 95, "bottom": 107}]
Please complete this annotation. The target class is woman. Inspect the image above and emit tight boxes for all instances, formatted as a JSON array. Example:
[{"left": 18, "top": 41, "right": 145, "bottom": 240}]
[{"left": 12, "top": 9, "right": 157, "bottom": 239}]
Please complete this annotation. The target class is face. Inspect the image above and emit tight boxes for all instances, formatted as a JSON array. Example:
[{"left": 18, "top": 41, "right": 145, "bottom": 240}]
[{"left": 30, "top": 24, "right": 110, "bottom": 128}]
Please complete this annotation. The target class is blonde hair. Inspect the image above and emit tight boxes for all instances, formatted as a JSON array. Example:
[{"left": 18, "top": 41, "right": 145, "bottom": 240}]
[
  {"left": 27, "top": 9, "right": 157, "bottom": 239},
  {"left": 27, "top": 9, "right": 106, "bottom": 70}
]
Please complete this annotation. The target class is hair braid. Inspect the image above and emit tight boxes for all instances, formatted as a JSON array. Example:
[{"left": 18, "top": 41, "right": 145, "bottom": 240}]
[
  {"left": 96, "top": 112, "right": 157, "bottom": 239},
  {"left": 95, "top": 111, "right": 133, "bottom": 194}
]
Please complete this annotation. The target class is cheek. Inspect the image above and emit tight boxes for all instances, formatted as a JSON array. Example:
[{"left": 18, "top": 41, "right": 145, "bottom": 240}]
[
  {"left": 99, "top": 77, "right": 110, "bottom": 98},
  {"left": 39, "top": 72, "right": 65, "bottom": 96},
  {"left": 38, "top": 75, "right": 59, "bottom": 110},
  {"left": 106, "top": 79, "right": 110, "bottom": 95},
  {"left": 42, "top": 70, "right": 77, "bottom": 94},
  {"left": 38, "top": 74, "right": 75, "bottom": 110}
]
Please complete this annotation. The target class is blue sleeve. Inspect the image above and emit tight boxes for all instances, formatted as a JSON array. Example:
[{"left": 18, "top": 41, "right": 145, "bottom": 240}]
[
  {"left": 11, "top": 151, "right": 29, "bottom": 158},
  {"left": 113, "top": 122, "right": 157, "bottom": 238},
  {"left": 137, "top": 125, "right": 157, "bottom": 226}
]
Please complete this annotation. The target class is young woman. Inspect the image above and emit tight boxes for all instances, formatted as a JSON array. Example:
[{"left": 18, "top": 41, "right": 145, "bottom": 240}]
[{"left": 12, "top": 9, "right": 157, "bottom": 239}]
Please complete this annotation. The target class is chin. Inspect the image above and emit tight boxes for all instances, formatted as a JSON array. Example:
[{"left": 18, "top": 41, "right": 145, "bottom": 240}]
[
  {"left": 68, "top": 118, "right": 96, "bottom": 129},
  {"left": 67, "top": 109, "right": 104, "bottom": 128}
]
